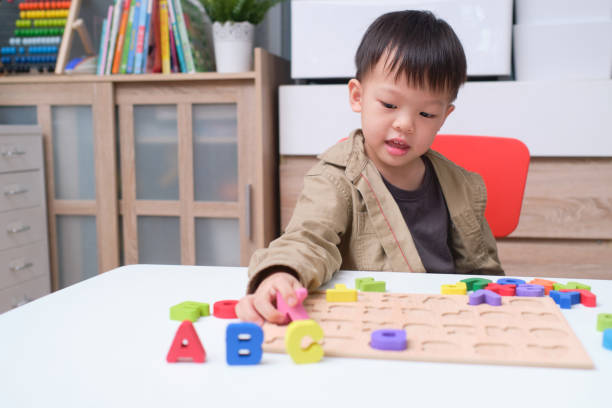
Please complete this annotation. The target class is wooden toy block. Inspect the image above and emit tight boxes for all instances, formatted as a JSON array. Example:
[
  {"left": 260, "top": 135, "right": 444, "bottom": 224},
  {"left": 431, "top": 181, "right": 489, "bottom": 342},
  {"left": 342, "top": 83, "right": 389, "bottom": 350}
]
[
  {"left": 550, "top": 291, "right": 580, "bottom": 309},
  {"left": 213, "top": 300, "right": 239, "bottom": 319},
  {"left": 166, "top": 320, "right": 206, "bottom": 363},
  {"left": 559, "top": 289, "right": 597, "bottom": 307},
  {"left": 276, "top": 288, "right": 309, "bottom": 322},
  {"left": 597, "top": 313, "right": 612, "bottom": 332},
  {"left": 485, "top": 283, "right": 516, "bottom": 296},
  {"left": 468, "top": 289, "right": 501, "bottom": 306},
  {"left": 566, "top": 281, "right": 592, "bottom": 291},
  {"left": 529, "top": 279, "right": 557, "bottom": 295},
  {"left": 370, "top": 329, "right": 407, "bottom": 351},
  {"left": 516, "top": 284, "right": 545, "bottom": 297},
  {"left": 226, "top": 322, "right": 263, "bottom": 365},
  {"left": 169, "top": 301, "right": 210, "bottom": 322},
  {"left": 603, "top": 329, "right": 612, "bottom": 351},
  {"left": 285, "top": 319, "right": 324, "bottom": 364},
  {"left": 441, "top": 282, "right": 467, "bottom": 295},
  {"left": 355, "top": 277, "right": 374, "bottom": 290},
  {"left": 497, "top": 278, "right": 526, "bottom": 286},
  {"left": 326, "top": 284, "right": 357, "bottom": 302},
  {"left": 461, "top": 277, "right": 492, "bottom": 291},
  {"left": 361, "top": 281, "right": 386, "bottom": 292},
  {"left": 262, "top": 291, "right": 593, "bottom": 369}
]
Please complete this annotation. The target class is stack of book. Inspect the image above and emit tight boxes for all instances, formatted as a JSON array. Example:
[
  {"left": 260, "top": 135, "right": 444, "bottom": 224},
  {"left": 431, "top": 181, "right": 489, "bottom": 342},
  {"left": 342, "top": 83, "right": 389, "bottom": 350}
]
[{"left": 96, "top": 0, "right": 203, "bottom": 75}]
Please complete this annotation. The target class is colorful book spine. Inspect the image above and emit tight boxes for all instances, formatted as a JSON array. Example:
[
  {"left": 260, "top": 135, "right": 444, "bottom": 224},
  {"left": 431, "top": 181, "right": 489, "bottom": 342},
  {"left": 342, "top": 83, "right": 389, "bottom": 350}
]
[
  {"left": 173, "top": 0, "right": 195, "bottom": 73},
  {"left": 112, "top": 0, "right": 132, "bottom": 74},
  {"left": 135, "top": 0, "right": 152, "bottom": 74},
  {"left": 96, "top": 6, "right": 113, "bottom": 75},
  {"left": 120, "top": 0, "right": 138, "bottom": 74},
  {"left": 159, "top": 0, "right": 171, "bottom": 74},
  {"left": 168, "top": 18, "right": 179, "bottom": 72},
  {"left": 151, "top": 0, "right": 162, "bottom": 73},
  {"left": 167, "top": 0, "right": 186, "bottom": 73},
  {"left": 105, "top": 0, "right": 123, "bottom": 74},
  {"left": 126, "top": 0, "right": 144, "bottom": 73}
]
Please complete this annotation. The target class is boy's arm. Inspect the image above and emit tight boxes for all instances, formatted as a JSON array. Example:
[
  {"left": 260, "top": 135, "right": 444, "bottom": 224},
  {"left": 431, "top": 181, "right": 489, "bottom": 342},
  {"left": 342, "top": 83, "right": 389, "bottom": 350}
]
[{"left": 247, "top": 165, "right": 352, "bottom": 293}]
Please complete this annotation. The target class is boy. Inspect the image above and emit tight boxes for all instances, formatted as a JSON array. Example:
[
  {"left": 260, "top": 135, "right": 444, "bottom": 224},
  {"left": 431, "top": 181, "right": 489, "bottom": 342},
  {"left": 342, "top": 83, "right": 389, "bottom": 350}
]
[{"left": 237, "top": 10, "right": 503, "bottom": 325}]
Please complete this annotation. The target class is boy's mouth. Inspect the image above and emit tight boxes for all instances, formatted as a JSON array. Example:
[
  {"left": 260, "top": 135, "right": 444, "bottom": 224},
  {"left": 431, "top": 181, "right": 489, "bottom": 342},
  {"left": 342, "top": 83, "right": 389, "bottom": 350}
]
[{"left": 385, "top": 138, "right": 410, "bottom": 155}]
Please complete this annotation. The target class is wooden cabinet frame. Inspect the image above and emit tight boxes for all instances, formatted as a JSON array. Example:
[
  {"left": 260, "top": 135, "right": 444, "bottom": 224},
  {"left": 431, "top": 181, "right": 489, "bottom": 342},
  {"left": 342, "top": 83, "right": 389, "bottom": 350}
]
[{"left": 0, "top": 49, "right": 289, "bottom": 290}]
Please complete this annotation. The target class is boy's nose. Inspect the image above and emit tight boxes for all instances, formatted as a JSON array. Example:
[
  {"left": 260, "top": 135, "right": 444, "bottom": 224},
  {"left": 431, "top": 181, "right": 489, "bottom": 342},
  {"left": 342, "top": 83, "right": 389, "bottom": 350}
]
[{"left": 392, "top": 115, "right": 414, "bottom": 133}]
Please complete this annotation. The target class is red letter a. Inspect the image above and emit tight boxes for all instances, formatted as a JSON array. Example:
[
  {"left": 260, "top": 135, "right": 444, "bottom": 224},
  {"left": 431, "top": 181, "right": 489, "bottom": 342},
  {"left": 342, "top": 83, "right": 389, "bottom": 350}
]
[{"left": 166, "top": 320, "right": 206, "bottom": 363}]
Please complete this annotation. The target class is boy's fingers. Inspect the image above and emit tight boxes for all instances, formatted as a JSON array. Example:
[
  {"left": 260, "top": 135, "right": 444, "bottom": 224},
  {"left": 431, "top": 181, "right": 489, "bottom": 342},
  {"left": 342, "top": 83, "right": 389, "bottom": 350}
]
[
  {"left": 253, "top": 294, "right": 286, "bottom": 324},
  {"left": 235, "top": 296, "right": 264, "bottom": 325},
  {"left": 274, "top": 279, "right": 298, "bottom": 307}
]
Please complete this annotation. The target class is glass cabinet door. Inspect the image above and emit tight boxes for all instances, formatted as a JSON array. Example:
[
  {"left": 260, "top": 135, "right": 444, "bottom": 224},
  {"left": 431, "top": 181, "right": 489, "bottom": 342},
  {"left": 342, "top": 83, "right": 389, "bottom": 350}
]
[
  {"left": 132, "top": 105, "right": 181, "bottom": 264},
  {"left": 51, "top": 106, "right": 98, "bottom": 288},
  {"left": 193, "top": 104, "right": 240, "bottom": 266}
]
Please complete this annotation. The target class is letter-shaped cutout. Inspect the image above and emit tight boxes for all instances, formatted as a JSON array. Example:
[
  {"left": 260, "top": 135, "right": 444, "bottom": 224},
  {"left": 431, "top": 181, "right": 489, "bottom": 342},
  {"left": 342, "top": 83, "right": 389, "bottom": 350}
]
[
  {"left": 226, "top": 322, "right": 263, "bottom": 365},
  {"left": 285, "top": 319, "right": 324, "bottom": 364},
  {"left": 166, "top": 320, "right": 206, "bottom": 363}
]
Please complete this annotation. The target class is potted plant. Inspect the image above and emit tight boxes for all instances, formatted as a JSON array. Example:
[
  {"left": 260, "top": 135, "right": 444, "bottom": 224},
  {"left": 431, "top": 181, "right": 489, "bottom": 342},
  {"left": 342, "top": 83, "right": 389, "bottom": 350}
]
[{"left": 199, "top": 0, "right": 284, "bottom": 72}]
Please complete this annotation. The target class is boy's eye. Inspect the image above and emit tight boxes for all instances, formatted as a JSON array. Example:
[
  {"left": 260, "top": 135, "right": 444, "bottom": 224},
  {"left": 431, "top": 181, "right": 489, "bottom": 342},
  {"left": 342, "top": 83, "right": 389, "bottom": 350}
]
[
  {"left": 380, "top": 101, "right": 397, "bottom": 109},
  {"left": 420, "top": 112, "right": 435, "bottom": 118}
]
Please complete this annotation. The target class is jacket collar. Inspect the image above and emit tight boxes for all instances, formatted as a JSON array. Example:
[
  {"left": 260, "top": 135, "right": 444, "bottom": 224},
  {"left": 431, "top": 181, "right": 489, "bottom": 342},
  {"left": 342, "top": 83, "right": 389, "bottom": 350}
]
[{"left": 317, "top": 129, "right": 369, "bottom": 183}]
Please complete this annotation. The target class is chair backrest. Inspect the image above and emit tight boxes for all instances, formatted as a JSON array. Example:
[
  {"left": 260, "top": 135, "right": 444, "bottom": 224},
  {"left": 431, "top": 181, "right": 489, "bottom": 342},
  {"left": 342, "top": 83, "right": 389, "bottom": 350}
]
[{"left": 430, "top": 135, "right": 530, "bottom": 238}]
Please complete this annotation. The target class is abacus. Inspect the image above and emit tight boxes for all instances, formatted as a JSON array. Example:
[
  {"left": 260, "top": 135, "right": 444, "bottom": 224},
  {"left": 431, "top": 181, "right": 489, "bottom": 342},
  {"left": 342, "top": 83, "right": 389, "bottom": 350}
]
[{"left": 0, "top": 1, "right": 71, "bottom": 73}]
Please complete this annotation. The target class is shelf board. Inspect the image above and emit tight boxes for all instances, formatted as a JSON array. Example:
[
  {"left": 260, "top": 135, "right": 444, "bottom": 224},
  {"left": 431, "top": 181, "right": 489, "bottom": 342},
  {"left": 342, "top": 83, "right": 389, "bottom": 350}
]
[{"left": 0, "top": 71, "right": 257, "bottom": 84}]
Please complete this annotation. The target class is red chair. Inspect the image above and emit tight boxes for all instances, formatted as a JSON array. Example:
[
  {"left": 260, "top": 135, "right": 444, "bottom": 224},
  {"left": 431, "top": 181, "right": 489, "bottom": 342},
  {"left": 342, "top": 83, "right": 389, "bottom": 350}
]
[{"left": 430, "top": 135, "right": 530, "bottom": 238}]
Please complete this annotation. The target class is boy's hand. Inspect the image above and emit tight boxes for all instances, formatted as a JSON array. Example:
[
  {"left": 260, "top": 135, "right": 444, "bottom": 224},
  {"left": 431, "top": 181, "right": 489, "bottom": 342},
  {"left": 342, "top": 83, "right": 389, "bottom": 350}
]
[{"left": 236, "top": 272, "right": 304, "bottom": 326}]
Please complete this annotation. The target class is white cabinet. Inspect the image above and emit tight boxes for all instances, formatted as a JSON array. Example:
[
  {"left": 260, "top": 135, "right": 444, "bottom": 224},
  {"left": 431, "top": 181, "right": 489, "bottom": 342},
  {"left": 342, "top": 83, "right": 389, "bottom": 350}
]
[{"left": 0, "top": 126, "right": 50, "bottom": 313}]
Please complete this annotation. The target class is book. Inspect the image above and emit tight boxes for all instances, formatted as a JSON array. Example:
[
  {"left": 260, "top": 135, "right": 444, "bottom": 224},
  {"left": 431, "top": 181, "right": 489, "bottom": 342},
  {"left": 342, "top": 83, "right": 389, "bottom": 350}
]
[
  {"left": 149, "top": 0, "right": 162, "bottom": 73},
  {"left": 180, "top": 0, "right": 214, "bottom": 72},
  {"left": 120, "top": 0, "right": 138, "bottom": 74},
  {"left": 167, "top": 0, "right": 186, "bottom": 73},
  {"left": 173, "top": 0, "right": 195, "bottom": 73},
  {"left": 135, "top": 0, "right": 153, "bottom": 74},
  {"left": 105, "top": 0, "right": 123, "bottom": 74},
  {"left": 96, "top": 6, "right": 113, "bottom": 75},
  {"left": 159, "top": 0, "right": 171, "bottom": 74},
  {"left": 128, "top": 0, "right": 147, "bottom": 73},
  {"left": 112, "top": 0, "right": 132, "bottom": 74}
]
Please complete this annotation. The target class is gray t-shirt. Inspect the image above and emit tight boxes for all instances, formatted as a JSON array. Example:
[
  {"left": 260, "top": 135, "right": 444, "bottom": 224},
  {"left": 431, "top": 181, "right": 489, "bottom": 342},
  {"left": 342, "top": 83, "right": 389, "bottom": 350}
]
[{"left": 382, "top": 156, "right": 455, "bottom": 274}]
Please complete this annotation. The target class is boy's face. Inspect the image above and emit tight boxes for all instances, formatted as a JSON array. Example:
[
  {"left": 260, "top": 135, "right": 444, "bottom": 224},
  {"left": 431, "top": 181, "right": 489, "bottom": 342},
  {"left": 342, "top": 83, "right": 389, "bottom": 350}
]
[{"left": 348, "top": 58, "right": 455, "bottom": 184}]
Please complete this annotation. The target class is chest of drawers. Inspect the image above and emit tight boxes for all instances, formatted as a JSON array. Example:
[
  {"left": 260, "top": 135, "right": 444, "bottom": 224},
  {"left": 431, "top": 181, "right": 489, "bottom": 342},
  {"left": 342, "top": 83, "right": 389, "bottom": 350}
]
[{"left": 0, "top": 126, "right": 50, "bottom": 313}]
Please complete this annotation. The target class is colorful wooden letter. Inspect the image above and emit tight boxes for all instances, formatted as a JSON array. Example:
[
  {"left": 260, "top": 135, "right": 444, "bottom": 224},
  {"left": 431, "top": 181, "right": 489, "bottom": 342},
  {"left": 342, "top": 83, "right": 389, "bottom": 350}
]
[
  {"left": 276, "top": 288, "right": 309, "bottom": 322},
  {"left": 528, "top": 279, "right": 557, "bottom": 295},
  {"left": 441, "top": 282, "right": 467, "bottom": 295},
  {"left": 355, "top": 277, "right": 374, "bottom": 290},
  {"left": 485, "top": 283, "right": 516, "bottom": 296},
  {"left": 597, "top": 313, "right": 612, "bottom": 332},
  {"left": 461, "top": 277, "right": 492, "bottom": 291},
  {"left": 497, "top": 278, "right": 526, "bottom": 286},
  {"left": 559, "top": 289, "right": 597, "bottom": 307},
  {"left": 169, "top": 301, "right": 210, "bottom": 322},
  {"left": 549, "top": 290, "right": 580, "bottom": 309},
  {"left": 468, "top": 289, "right": 502, "bottom": 306},
  {"left": 516, "top": 284, "right": 545, "bottom": 297},
  {"left": 166, "top": 320, "right": 206, "bottom": 363},
  {"left": 326, "top": 284, "right": 357, "bottom": 302},
  {"left": 361, "top": 280, "right": 386, "bottom": 292},
  {"left": 213, "top": 300, "right": 239, "bottom": 319},
  {"left": 603, "top": 329, "right": 612, "bottom": 351},
  {"left": 370, "top": 329, "right": 407, "bottom": 351},
  {"left": 285, "top": 319, "right": 324, "bottom": 364},
  {"left": 226, "top": 322, "right": 263, "bottom": 365}
]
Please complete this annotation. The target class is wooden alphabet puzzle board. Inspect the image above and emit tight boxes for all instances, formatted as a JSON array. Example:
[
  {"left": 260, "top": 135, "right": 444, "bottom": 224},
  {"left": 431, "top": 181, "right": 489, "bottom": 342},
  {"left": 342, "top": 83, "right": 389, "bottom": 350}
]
[{"left": 262, "top": 291, "right": 594, "bottom": 369}]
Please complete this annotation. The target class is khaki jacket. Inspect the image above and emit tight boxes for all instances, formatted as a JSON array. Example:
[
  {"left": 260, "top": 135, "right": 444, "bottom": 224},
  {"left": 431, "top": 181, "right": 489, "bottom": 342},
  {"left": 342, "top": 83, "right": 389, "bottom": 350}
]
[{"left": 248, "top": 130, "right": 503, "bottom": 293}]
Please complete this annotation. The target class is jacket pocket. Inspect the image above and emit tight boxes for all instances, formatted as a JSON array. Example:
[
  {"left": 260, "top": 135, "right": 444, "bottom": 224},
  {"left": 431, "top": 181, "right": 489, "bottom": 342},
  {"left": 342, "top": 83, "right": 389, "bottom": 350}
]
[{"left": 356, "top": 211, "right": 375, "bottom": 235}]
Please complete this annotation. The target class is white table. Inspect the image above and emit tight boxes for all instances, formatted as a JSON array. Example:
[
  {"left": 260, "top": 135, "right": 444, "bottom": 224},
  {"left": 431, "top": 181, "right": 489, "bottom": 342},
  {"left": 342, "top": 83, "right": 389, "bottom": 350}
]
[{"left": 1, "top": 265, "right": 611, "bottom": 407}]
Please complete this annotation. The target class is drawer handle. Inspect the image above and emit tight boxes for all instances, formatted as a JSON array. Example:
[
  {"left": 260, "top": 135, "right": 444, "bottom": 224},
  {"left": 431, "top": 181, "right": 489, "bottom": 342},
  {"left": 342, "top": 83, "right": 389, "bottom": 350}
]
[
  {"left": 4, "top": 186, "right": 29, "bottom": 196},
  {"left": 7, "top": 224, "right": 31, "bottom": 234},
  {"left": 10, "top": 261, "right": 33, "bottom": 272},
  {"left": 1, "top": 149, "right": 26, "bottom": 157}
]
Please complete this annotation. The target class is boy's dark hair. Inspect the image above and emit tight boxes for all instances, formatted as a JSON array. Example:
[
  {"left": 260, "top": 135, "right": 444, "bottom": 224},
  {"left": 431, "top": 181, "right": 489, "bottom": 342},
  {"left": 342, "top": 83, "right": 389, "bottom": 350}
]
[{"left": 355, "top": 10, "right": 467, "bottom": 100}]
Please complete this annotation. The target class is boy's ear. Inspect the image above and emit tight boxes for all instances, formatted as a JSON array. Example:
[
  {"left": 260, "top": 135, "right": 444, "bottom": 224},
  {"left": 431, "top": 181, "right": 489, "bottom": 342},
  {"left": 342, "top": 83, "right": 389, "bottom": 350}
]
[
  {"left": 348, "top": 79, "right": 363, "bottom": 113},
  {"left": 443, "top": 104, "right": 455, "bottom": 120}
]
